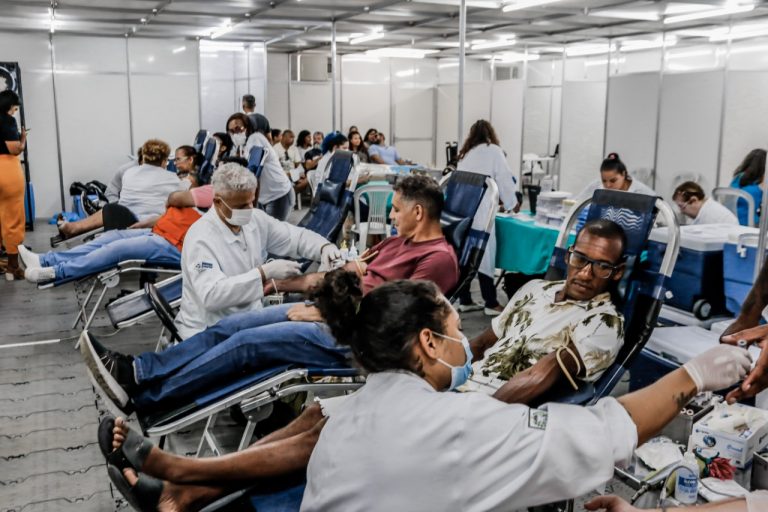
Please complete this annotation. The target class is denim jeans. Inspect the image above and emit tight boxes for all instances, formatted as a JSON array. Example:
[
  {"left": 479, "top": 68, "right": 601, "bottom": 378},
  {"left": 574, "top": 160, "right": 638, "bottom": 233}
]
[
  {"left": 259, "top": 190, "right": 294, "bottom": 221},
  {"left": 39, "top": 229, "right": 180, "bottom": 281},
  {"left": 132, "top": 303, "right": 349, "bottom": 410},
  {"left": 458, "top": 272, "right": 499, "bottom": 308}
]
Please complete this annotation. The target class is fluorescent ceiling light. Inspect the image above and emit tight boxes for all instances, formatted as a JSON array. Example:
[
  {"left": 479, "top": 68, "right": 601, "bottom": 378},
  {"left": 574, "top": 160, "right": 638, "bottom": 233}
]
[
  {"left": 395, "top": 68, "right": 420, "bottom": 77},
  {"left": 620, "top": 35, "right": 678, "bottom": 52},
  {"left": 665, "top": 48, "right": 714, "bottom": 59},
  {"left": 494, "top": 51, "right": 540, "bottom": 62},
  {"left": 413, "top": 0, "right": 503, "bottom": 7},
  {"left": 48, "top": 7, "right": 55, "bottom": 34},
  {"left": 584, "top": 58, "right": 626, "bottom": 67},
  {"left": 709, "top": 22, "right": 768, "bottom": 41},
  {"left": 589, "top": 10, "right": 661, "bottom": 21},
  {"left": 350, "top": 32, "right": 385, "bottom": 45},
  {"left": 366, "top": 48, "right": 439, "bottom": 58},
  {"left": 731, "top": 43, "right": 768, "bottom": 54},
  {"left": 342, "top": 55, "right": 382, "bottom": 63},
  {"left": 664, "top": 4, "right": 755, "bottom": 25},
  {"left": 532, "top": 46, "right": 565, "bottom": 53},
  {"left": 210, "top": 23, "right": 234, "bottom": 39},
  {"left": 172, "top": 46, "right": 187, "bottom": 54},
  {"left": 502, "top": 0, "right": 561, "bottom": 12},
  {"left": 664, "top": 3, "right": 715, "bottom": 15},
  {"left": 673, "top": 28, "right": 723, "bottom": 38},
  {"left": 438, "top": 61, "right": 460, "bottom": 68},
  {"left": 565, "top": 43, "right": 616, "bottom": 57},
  {"left": 471, "top": 38, "right": 516, "bottom": 50},
  {"left": 200, "top": 41, "right": 247, "bottom": 52}
]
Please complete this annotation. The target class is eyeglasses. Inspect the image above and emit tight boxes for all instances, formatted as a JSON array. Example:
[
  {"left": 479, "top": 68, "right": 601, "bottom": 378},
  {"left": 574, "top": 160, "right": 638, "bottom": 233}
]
[
  {"left": 675, "top": 200, "right": 691, "bottom": 212},
  {"left": 565, "top": 247, "right": 621, "bottom": 279}
]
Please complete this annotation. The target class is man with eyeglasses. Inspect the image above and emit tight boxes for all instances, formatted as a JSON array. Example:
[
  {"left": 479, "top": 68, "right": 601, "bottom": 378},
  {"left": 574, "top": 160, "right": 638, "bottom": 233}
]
[{"left": 467, "top": 219, "right": 627, "bottom": 405}]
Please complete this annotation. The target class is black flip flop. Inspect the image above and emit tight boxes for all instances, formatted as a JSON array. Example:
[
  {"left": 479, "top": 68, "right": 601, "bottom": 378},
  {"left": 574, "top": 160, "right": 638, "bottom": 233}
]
[
  {"left": 98, "top": 415, "right": 134, "bottom": 470},
  {"left": 118, "top": 421, "right": 154, "bottom": 472},
  {"left": 107, "top": 464, "right": 163, "bottom": 512}
]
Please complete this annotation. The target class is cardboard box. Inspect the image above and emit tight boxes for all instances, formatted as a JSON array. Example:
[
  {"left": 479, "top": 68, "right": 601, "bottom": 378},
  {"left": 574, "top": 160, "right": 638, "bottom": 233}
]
[{"left": 688, "top": 404, "right": 768, "bottom": 469}]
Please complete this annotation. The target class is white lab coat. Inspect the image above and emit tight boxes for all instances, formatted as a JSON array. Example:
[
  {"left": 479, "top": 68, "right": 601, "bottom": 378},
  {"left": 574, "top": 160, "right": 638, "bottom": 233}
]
[
  {"left": 575, "top": 178, "right": 656, "bottom": 203},
  {"left": 302, "top": 371, "right": 637, "bottom": 512},
  {"left": 174, "top": 208, "right": 328, "bottom": 339},
  {"left": 244, "top": 132, "right": 293, "bottom": 205},
  {"left": 692, "top": 198, "right": 739, "bottom": 225},
  {"left": 457, "top": 144, "right": 519, "bottom": 277}
]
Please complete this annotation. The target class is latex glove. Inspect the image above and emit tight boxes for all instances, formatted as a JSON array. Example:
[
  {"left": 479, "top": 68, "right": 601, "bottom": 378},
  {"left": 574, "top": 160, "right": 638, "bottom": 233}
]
[
  {"left": 683, "top": 345, "right": 752, "bottom": 393},
  {"left": 320, "top": 244, "right": 342, "bottom": 269},
  {"left": 584, "top": 496, "right": 638, "bottom": 512},
  {"left": 261, "top": 259, "right": 302, "bottom": 280}
]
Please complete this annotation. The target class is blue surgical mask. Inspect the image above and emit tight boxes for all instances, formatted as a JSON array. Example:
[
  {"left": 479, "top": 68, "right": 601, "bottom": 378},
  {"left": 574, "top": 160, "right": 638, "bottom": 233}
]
[{"left": 435, "top": 332, "right": 473, "bottom": 391}]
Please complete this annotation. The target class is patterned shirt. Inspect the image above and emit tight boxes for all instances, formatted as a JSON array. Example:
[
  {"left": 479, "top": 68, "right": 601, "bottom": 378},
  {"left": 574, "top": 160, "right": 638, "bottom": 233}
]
[{"left": 466, "top": 280, "right": 624, "bottom": 393}]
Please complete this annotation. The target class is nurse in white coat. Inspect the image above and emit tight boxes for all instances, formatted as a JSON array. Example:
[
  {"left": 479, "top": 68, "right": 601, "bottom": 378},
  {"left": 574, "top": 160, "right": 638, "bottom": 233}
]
[
  {"left": 673, "top": 181, "right": 738, "bottom": 225},
  {"left": 575, "top": 152, "right": 656, "bottom": 202},
  {"left": 301, "top": 273, "right": 751, "bottom": 512},
  {"left": 455, "top": 120, "right": 519, "bottom": 316}
]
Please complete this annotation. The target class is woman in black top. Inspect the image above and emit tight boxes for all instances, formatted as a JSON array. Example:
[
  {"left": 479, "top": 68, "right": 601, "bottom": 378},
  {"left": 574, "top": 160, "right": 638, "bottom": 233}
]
[{"left": 0, "top": 90, "right": 27, "bottom": 280}]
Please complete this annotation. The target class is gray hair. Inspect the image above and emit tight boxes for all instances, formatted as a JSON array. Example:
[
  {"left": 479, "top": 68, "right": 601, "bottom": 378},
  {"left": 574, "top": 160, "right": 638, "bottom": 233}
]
[{"left": 211, "top": 163, "right": 258, "bottom": 195}]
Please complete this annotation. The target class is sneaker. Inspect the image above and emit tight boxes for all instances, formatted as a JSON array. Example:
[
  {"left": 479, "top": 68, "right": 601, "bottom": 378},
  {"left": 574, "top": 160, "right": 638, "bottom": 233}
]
[
  {"left": 24, "top": 267, "right": 56, "bottom": 283},
  {"left": 484, "top": 306, "right": 504, "bottom": 317},
  {"left": 79, "top": 331, "right": 136, "bottom": 408},
  {"left": 457, "top": 302, "right": 484, "bottom": 313},
  {"left": 17, "top": 245, "right": 41, "bottom": 269}
]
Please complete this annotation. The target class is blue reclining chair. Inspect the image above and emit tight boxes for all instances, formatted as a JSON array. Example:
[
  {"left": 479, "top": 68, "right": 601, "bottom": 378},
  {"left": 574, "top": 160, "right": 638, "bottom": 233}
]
[
  {"left": 544, "top": 189, "right": 680, "bottom": 406},
  {"left": 196, "top": 137, "right": 221, "bottom": 186},
  {"left": 297, "top": 150, "right": 355, "bottom": 244},
  {"left": 247, "top": 145, "right": 267, "bottom": 178},
  {"left": 193, "top": 129, "right": 210, "bottom": 153},
  {"left": 536, "top": 190, "right": 680, "bottom": 512},
  {"left": 438, "top": 170, "right": 499, "bottom": 303}
]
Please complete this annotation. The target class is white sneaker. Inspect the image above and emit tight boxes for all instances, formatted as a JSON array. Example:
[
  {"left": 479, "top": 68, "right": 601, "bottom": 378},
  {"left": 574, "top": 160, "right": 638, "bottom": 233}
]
[
  {"left": 17, "top": 245, "right": 40, "bottom": 269},
  {"left": 484, "top": 307, "right": 503, "bottom": 317},
  {"left": 457, "top": 302, "right": 484, "bottom": 313},
  {"left": 25, "top": 266, "right": 55, "bottom": 283}
]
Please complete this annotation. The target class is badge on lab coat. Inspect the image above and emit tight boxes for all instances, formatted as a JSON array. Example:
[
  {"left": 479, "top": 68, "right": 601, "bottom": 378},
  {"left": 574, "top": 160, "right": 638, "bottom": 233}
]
[
  {"left": 528, "top": 408, "right": 548, "bottom": 430},
  {"left": 195, "top": 261, "right": 213, "bottom": 272}
]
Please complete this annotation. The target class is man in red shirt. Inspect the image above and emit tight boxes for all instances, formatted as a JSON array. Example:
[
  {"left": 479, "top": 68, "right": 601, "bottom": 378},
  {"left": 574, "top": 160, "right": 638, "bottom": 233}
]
[{"left": 83, "top": 175, "right": 464, "bottom": 412}]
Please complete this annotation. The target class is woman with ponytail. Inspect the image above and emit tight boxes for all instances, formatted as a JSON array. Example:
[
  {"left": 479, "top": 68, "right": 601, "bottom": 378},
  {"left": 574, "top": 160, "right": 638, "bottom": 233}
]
[{"left": 575, "top": 152, "right": 656, "bottom": 202}]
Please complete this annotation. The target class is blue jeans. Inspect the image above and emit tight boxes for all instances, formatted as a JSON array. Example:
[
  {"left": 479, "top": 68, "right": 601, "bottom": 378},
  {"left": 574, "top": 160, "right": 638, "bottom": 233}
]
[
  {"left": 132, "top": 303, "right": 349, "bottom": 410},
  {"left": 259, "top": 190, "right": 293, "bottom": 221},
  {"left": 39, "top": 229, "right": 180, "bottom": 281}
]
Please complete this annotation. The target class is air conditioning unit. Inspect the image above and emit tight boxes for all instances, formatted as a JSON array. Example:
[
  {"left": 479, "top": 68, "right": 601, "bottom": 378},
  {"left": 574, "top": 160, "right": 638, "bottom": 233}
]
[
  {"left": 290, "top": 53, "right": 330, "bottom": 82},
  {"left": 495, "top": 65, "right": 521, "bottom": 81}
]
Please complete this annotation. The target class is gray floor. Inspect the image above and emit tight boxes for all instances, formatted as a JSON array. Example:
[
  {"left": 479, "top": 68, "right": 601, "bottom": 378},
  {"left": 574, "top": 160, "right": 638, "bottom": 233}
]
[{"left": 0, "top": 216, "right": 635, "bottom": 512}]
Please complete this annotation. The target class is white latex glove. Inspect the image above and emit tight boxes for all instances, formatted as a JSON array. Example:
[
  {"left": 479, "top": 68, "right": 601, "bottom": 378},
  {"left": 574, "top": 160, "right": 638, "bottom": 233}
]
[
  {"left": 683, "top": 345, "right": 752, "bottom": 393},
  {"left": 320, "top": 244, "right": 342, "bottom": 269},
  {"left": 261, "top": 259, "right": 302, "bottom": 280}
]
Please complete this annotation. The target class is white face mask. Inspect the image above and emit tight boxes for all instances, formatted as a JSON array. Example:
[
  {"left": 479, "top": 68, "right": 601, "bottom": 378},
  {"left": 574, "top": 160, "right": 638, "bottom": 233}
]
[
  {"left": 231, "top": 132, "right": 247, "bottom": 147},
  {"left": 219, "top": 198, "right": 253, "bottom": 226}
]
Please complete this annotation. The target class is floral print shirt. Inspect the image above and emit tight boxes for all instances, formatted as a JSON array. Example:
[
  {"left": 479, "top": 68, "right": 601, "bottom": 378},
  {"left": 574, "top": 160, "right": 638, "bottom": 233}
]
[{"left": 467, "top": 280, "right": 624, "bottom": 393}]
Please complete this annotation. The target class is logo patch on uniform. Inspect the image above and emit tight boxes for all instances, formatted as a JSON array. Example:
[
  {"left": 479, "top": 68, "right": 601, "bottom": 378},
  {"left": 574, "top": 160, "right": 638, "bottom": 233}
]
[
  {"left": 528, "top": 408, "right": 548, "bottom": 430},
  {"left": 195, "top": 262, "right": 213, "bottom": 272}
]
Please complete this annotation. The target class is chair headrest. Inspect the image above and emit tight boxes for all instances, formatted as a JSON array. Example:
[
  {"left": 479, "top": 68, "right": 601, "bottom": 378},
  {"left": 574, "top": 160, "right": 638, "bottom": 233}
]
[
  {"left": 585, "top": 189, "right": 658, "bottom": 257},
  {"left": 443, "top": 171, "right": 486, "bottom": 219},
  {"left": 318, "top": 181, "right": 344, "bottom": 206},
  {"left": 441, "top": 213, "right": 472, "bottom": 255},
  {"left": 326, "top": 150, "right": 354, "bottom": 183},
  {"left": 248, "top": 146, "right": 265, "bottom": 176}
]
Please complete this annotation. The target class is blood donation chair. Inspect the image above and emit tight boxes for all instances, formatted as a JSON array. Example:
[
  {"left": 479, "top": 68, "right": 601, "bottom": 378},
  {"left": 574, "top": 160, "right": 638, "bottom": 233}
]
[
  {"left": 195, "top": 137, "right": 221, "bottom": 186},
  {"left": 247, "top": 145, "right": 267, "bottom": 178},
  {"left": 193, "top": 129, "right": 209, "bottom": 153}
]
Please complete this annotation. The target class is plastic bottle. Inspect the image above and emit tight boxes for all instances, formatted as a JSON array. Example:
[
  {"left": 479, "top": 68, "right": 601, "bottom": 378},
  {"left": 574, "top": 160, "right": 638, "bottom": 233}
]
[
  {"left": 348, "top": 245, "right": 359, "bottom": 260},
  {"left": 339, "top": 240, "right": 349, "bottom": 261},
  {"left": 674, "top": 452, "right": 699, "bottom": 504}
]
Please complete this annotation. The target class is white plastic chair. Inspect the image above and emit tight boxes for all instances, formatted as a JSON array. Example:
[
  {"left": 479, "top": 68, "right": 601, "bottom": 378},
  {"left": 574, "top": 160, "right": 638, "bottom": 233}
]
[
  {"left": 712, "top": 186, "right": 756, "bottom": 227},
  {"left": 352, "top": 184, "right": 394, "bottom": 253}
]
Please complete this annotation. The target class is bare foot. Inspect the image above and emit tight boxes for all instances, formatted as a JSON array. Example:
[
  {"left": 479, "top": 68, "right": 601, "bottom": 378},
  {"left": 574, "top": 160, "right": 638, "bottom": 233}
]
[
  {"left": 113, "top": 417, "right": 165, "bottom": 479},
  {"left": 123, "top": 467, "right": 181, "bottom": 512},
  {"left": 123, "top": 467, "right": 225, "bottom": 512}
]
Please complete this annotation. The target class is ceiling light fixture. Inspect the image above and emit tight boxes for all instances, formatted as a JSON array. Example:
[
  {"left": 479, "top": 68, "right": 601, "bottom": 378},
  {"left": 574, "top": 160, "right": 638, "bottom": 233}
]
[
  {"left": 664, "top": 3, "right": 755, "bottom": 24},
  {"left": 588, "top": 9, "right": 661, "bottom": 21},
  {"left": 565, "top": 43, "right": 616, "bottom": 57},
  {"left": 471, "top": 38, "right": 516, "bottom": 50},
  {"left": 350, "top": 32, "right": 385, "bottom": 45},
  {"left": 620, "top": 35, "right": 678, "bottom": 52},
  {"left": 211, "top": 22, "right": 235, "bottom": 39},
  {"left": 493, "top": 51, "right": 540, "bottom": 62},
  {"left": 665, "top": 48, "right": 714, "bottom": 59},
  {"left": 395, "top": 68, "right": 420, "bottom": 77},
  {"left": 709, "top": 22, "right": 768, "bottom": 41},
  {"left": 413, "top": 0, "right": 503, "bottom": 7},
  {"left": 502, "top": 0, "right": 562, "bottom": 13},
  {"left": 730, "top": 42, "right": 768, "bottom": 54},
  {"left": 48, "top": 7, "right": 56, "bottom": 33},
  {"left": 172, "top": 46, "right": 187, "bottom": 54},
  {"left": 365, "top": 47, "right": 439, "bottom": 58}
]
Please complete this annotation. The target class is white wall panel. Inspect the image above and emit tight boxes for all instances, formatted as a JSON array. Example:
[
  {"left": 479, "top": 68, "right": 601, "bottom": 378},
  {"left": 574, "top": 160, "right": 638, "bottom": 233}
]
[
  {"left": 559, "top": 81, "right": 607, "bottom": 194},
  {"left": 199, "top": 51, "right": 235, "bottom": 132},
  {"left": 290, "top": 82, "right": 332, "bottom": 135},
  {"left": 128, "top": 39, "right": 197, "bottom": 73},
  {"left": 604, "top": 72, "right": 660, "bottom": 177},
  {"left": 656, "top": 71, "right": 724, "bottom": 202},
  {"left": 266, "top": 53, "right": 289, "bottom": 129},
  {"left": 341, "top": 57, "right": 390, "bottom": 83},
  {"left": 56, "top": 73, "right": 132, "bottom": 188},
  {"left": 522, "top": 87, "right": 552, "bottom": 156},
  {"left": 393, "top": 85, "right": 432, "bottom": 139},
  {"left": 491, "top": 80, "right": 525, "bottom": 174},
  {"left": 396, "top": 140, "right": 432, "bottom": 167},
  {"left": 53, "top": 35, "right": 127, "bottom": 73},
  {"left": 436, "top": 82, "right": 491, "bottom": 151},
  {"left": 719, "top": 71, "right": 768, "bottom": 186},
  {"left": 248, "top": 45, "right": 267, "bottom": 115},
  {"left": 342, "top": 83, "right": 390, "bottom": 136},
  {"left": 0, "top": 33, "right": 62, "bottom": 218},
  {"left": 131, "top": 75, "right": 200, "bottom": 150}
]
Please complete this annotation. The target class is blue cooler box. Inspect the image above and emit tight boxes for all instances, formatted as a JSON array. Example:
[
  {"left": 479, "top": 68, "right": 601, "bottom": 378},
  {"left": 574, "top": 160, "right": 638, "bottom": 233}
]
[
  {"left": 647, "top": 224, "right": 756, "bottom": 319},
  {"left": 724, "top": 231, "right": 765, "bottom": 315}
]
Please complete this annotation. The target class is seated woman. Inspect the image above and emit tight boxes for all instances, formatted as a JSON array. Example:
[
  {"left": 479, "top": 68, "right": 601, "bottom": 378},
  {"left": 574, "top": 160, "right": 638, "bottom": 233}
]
[
  {"left": 348, "top": 130, "right": 369, "bottom": 164},
  {"left": 21, "top": 172, "right": 212, "bottom": 283},
  {"left": 296, "top": 129, "right": 320, "bottom": 171},
  {"left": 225, "top": 113, "right": 253, "bottom": 159},
  {"left": 172, "top": 145, "right": 201, "bottom": 179},
  {"left": 575, "top": 152, "right": 656, "bottom": 202},
  {"left": 56, "top": 140, "right": 189, "bottom": 240},
  {"left": 101, "top": 273, "right": 751, "bottom": 512},
  {"left": 730, "top": 148, "right": 765, "bottom": 226},
  {"left": 673, "top": 181, "right": 738, "bottom": 225}
]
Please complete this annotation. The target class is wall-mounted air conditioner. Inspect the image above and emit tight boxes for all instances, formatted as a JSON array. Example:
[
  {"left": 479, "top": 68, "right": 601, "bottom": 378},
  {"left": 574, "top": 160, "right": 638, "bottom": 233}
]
[{"left": 290, "top": 53, "right": 330, "bottom": 82}]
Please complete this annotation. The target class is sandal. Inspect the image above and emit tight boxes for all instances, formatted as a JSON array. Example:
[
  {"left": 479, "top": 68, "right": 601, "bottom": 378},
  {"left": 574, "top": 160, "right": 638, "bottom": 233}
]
[
  {"left": 98, "top": 415, "right": 135, "bottom": 471},
  {"left": 107, "top": 464, "right": 163, "bottom": 512},
  {"left": 99, "top": 416, "right": 154, "bottom": 472}
]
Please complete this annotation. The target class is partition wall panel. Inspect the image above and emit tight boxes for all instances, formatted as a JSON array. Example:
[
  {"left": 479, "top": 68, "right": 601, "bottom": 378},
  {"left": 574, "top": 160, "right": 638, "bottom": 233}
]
[
  {"left": 491, "top": 79, "right": 525, "bottom": 173},
  {"left": 604, "top": 72, "right": 660, "bottom": 181},
  {"left": 0, "top": 33, "right": 62, "bottom": 217},
  {"left": 655, "top": 70, "right": 725, "bottom": 202},
  {"left": 719, "top": 71, "right": 768, "bottom": 186},
  {"left": 200, "top": 50, "right": 236, "bottom": 133},
  {"left": 559, "top": 81, "right": 607, "bottom": 194},
  {"left": 266, "top": 53, "right": 289, "bottom": 129},
  {"left": 290, "top": 82, "right": 332, "bottom": 135},
  {"left": 436, "top": 82, "right": 492, "bottom": 155}
]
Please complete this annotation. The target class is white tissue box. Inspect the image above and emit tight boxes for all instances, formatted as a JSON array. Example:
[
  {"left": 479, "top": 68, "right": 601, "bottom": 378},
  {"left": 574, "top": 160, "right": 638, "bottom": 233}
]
[{"left": 689, "top": 404, "right": 768, "bottom": 468}]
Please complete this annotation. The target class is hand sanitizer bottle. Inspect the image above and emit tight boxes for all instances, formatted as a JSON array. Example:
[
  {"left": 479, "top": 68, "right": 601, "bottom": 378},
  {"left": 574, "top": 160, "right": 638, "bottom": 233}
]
[
  {"left": 674, "top": 452, "right": 699, "bottom": 504},
  {"left": 348, "top": 245, "right": 359, "bottom": 260},
  {"left": 340, "top": 240, "right": 349, "bottom": 261}
]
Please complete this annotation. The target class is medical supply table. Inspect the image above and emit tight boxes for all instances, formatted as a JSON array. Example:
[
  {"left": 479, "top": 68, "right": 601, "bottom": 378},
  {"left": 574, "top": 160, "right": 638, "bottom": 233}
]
[{"left": 495, "top": 212, "right": 571, "bottom": 275}]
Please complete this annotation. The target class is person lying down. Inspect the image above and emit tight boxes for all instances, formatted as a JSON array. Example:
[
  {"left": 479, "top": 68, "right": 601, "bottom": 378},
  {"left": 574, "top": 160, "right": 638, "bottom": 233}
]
[{"left": 98, "top": 273, "right": 752, "bottom": 512}]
